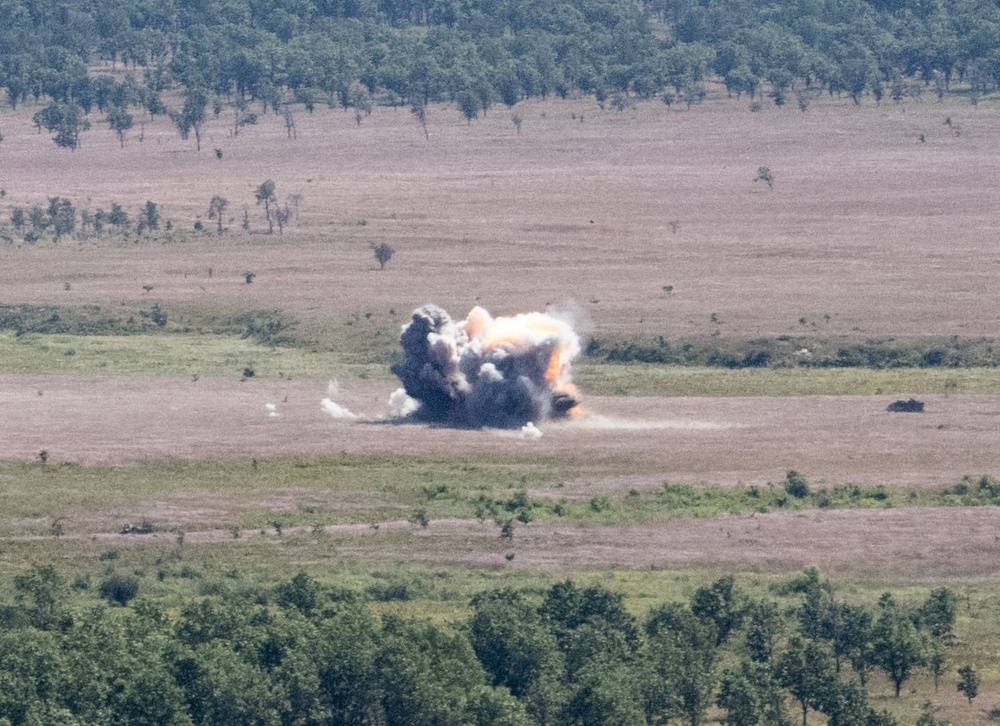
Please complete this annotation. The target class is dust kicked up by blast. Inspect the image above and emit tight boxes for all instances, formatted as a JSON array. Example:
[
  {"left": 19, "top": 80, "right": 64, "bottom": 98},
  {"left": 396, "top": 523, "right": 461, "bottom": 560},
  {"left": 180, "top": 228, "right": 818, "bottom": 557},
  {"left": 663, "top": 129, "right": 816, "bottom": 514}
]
[{"left": 390, "top": 304, "right": 581, "bottom": 428}]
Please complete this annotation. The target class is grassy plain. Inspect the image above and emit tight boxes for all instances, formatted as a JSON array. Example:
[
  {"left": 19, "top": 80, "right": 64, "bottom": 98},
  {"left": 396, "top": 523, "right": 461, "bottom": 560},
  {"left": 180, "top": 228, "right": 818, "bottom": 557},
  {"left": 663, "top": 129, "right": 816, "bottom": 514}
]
[{"left": 2, "top": 89, "right": 1000, "bottom": 721}]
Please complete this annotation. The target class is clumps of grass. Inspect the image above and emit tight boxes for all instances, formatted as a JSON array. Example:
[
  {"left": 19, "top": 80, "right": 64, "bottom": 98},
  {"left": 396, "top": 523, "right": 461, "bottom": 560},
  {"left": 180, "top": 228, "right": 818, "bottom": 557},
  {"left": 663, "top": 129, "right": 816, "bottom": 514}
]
[
  {"left": 586, "top": 334, "right": 1000, "bottom": 369},
  {"left": 648, "top": 473, "right": 899, "bottom": 518},
  {"left": 366, "top": 572, "right": 432, "bottom": 602},
  {"left": 594, "top": 472, "right": 1000, "bottom": 521}
]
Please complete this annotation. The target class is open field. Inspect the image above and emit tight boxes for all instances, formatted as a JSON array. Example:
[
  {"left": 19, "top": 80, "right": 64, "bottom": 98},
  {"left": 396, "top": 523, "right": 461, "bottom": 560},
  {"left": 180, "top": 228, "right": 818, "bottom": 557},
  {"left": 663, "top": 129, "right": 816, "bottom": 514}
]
[
  {"left": 2, "top": 91, "right": 1000, "bottom": 568},
  {"left": 2, "top": 91, "right": 1000, "bottom": 343},
  {"left": 3, "top": 91, "right": 1000, "bottom": 720}
]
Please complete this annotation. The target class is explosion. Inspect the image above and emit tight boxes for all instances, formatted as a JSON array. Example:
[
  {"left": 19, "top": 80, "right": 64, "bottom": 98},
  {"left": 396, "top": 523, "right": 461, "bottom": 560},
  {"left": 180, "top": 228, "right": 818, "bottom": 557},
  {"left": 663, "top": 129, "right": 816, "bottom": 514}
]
[{"left": 391, "top": 304, "right": 581, "bottom": 428}]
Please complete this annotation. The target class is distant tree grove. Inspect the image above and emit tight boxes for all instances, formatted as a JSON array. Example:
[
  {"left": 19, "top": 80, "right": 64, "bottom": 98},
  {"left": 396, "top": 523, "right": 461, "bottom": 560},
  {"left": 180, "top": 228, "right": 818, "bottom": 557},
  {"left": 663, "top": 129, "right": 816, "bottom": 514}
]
[
  {"left": 1, "top": 0, "right": 1000, "bottom": 148},
  {"left": 0, "top": 564, "right": 973, "bottom": 725}
]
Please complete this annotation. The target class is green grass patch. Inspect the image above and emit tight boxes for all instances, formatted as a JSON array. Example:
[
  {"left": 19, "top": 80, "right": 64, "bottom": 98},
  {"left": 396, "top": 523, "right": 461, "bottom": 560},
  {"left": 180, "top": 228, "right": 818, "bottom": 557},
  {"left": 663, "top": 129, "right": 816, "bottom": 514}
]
[
  {"left": 575, "top": 362, "right": 1000, "bottom": 397},
  {"left": 6, "top": 453, "right": 1000, "bottom": 540},
  {"left": 586, "top": 334, "right": 1000, "bottom": 369},
  {"left": 0, "top": 330, "right": 392, "bottom": 379}
]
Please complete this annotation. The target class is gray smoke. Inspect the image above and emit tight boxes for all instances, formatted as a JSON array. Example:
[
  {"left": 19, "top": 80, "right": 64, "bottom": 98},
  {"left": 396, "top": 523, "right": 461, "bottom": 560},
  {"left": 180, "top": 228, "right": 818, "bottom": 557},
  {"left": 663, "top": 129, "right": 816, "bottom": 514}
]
[{"left": 391, "top": 304, "right": 581, "bottom": 428}]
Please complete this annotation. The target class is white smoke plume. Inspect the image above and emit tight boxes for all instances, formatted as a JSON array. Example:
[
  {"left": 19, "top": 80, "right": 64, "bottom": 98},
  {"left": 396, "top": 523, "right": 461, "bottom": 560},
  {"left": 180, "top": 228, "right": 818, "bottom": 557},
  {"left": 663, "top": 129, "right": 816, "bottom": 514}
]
[
  {"left": 320, "top": 381, "right": 358, "bottom": 420},
  {"left": 391, "top": 304, "right": 581, "bottom": 428}
]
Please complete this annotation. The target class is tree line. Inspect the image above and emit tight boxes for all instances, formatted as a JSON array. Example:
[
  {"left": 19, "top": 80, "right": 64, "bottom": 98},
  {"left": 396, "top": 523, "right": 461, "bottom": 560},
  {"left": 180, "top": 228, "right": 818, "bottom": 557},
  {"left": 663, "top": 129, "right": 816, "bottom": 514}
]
[
  {"left": 2, "top": 0, "right": 1000, "bottom": 149},
  {"left": 0, "top": 564, "right": 977, "bottom": 725}
]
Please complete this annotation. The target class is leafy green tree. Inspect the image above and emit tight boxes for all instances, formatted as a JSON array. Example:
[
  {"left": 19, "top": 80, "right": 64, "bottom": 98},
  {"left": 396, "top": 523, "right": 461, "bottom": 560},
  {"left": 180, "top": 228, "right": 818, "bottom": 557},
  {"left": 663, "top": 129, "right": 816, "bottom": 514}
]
[
  {"left": 275, "top": 572, "right": 321, "bottom": 616},
  {"left": 871, "top": 594, "right": 925, "bottom": 697},
  {"left": 926, "top": 637, "right": 947, "bottom": 691},
  {"left": 468, "top": 589, "right": 562, "bottom": 701},
  {"left": 957, "top": 664, "right": 979, "bottom": 704},
  {"left": 47, "top": 197, "right": 75, "bottom": 241},
  {"left": 372, "top": 242, "right": 395, "bottom": 270},
  {"left": 108, "top": 202, "right": 129, "bottom": 229},
  {"left": 376, "top": 615, "right": 494, "bottom": 725},
  {"left": 208, "top": 196, "right": 229, "bottom": 234},
  {"left": 173, "top": 641, "right": 284, "bottom": 726},
  {"left": 0, "top": 628, "right": 67, "bottom": 724},
  {"left": 10, "top": 207, "right": 25, "bottom": 233},
  {"left": 717, "top": 661, "right": 791, "bottom": 726},
  {"left": 98, "top": 573, "right": 140, "bottom": 606},
  {"left": 643, "top": 603, "right": 719, "bottom": 726},
  {"left": 744, "top": 599, "right": 783, "bottom": 663},
  {"left": 13, "top": 564, "right": 70, "bottom": 631},
  {"left": 138, "top": 201, "right": 160, "bottom": 234},
  {"left": 835, "top": 603, "right": 875, "bottom": 684},
  {"left": 255, "top": 180, "right": 276, "bottom": 234},
  {"left": 172, "top": 87, "right": 208, "bottom": 151},
  {"left": 107, "top": 105, "right": 133, "bottom": 148},
  {"left": 32, "top": 102, "right": 91, "bottom": 150},
  {"left": 776, "top": 636, "right": 834, "bottom": 726},
  {"left": 919, "top": 587, "right": 957, "bottom": 640},
  {"left": 457, "top": 89, "right": 480, "bottom": 123},
  {"left": 563, "top": 660, "right": 645, "bottom": 726},
  {"left": 691, "top": 575, "right": 745, "bottom": 645},
  {"left": 312, "top": 603, "right": 381, "bottom": 724}
]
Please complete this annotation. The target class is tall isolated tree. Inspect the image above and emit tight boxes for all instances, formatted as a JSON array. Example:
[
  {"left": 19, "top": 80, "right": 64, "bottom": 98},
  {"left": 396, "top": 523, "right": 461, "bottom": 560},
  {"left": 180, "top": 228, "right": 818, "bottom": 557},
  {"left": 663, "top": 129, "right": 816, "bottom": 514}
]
[
  {"left": 957, "top": 664, "right": 979, "bottom": 704},
  {"left": 208, "top": 196, "right": 229, "bottom": 234},
  {"left": 254, "top": 180, "right": 276, "bottom": 233}
]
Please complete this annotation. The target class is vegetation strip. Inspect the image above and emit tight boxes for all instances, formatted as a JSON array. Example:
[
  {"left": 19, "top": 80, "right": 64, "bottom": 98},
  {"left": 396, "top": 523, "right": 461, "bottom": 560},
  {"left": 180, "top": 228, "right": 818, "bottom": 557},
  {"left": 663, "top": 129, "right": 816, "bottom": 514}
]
[{"left": 0, "top": 562, "right": 982, "bottom": 726}]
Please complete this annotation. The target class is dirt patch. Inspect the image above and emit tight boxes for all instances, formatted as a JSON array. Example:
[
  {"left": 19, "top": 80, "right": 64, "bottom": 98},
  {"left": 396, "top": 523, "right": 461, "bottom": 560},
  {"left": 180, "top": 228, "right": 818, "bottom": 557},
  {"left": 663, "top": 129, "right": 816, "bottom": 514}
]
[
  {"left": 2, "top": 374, "right": 997, "bottom": 490},
  {"left": 335, "top": 508, "right": 1000, "bottom": 582},
  {"left": 1, "top": 97, "right": 999, "bottom": 344}
]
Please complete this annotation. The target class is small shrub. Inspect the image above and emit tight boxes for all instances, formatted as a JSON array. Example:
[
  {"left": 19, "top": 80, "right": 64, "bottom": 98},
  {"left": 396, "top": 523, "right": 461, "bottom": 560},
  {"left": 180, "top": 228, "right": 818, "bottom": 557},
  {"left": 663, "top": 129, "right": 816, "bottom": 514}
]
[
  {"left": 754, "top": 166, "right": 774, "bottom": 188},
  {"left": 784, "top": 470, "right": 810, "bottom": 499},
  {"left": 499, "top": 518, "right": 516, "bottom": 540},
  {"left": 589, "top": 495, "right": 611, "bottom": 512},
  {"left": 98, "top": 574, "right": 140, "bottom": 606},
  {"left": 372, "top": 242, "right": 395, "bottom": 270}
]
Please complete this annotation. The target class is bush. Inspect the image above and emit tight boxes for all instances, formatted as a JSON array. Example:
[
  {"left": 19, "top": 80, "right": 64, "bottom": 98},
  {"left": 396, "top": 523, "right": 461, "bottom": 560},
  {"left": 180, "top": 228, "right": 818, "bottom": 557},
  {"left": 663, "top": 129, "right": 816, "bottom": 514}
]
[
  {"left": 784, "top": 470, "right": 810, "bottom": 499},
  {"left": 98, "top": 574, "right": 140, "bottom": 606}
]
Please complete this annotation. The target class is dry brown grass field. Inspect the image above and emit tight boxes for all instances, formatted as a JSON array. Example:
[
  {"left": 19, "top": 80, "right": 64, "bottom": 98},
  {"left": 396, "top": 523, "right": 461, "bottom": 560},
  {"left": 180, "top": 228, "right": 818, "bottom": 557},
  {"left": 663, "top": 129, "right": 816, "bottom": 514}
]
[
  {"left": 4, "top": 92, "right": 1000, "bottom": 723},
  {"left": 2, "top": 92, "right": 1000, "bottom": 582}
]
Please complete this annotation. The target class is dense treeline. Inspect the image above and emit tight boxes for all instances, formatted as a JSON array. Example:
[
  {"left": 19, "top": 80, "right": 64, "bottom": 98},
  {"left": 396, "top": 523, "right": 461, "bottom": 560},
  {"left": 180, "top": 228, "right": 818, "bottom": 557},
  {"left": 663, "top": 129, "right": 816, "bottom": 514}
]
[
  {"left": 0, "top": 565, "right": 972, "bottom": 725},
  {"left": 2, "top": 0, "right": 1000, "bottom": 148}
]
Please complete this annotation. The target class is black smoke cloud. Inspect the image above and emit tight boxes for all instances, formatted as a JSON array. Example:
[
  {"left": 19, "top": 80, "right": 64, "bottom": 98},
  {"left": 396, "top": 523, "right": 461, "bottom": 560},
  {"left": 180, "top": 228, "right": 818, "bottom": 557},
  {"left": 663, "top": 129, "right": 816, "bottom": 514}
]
[{"left": 390, "top": 305, "right": 581, "bottom": 428}]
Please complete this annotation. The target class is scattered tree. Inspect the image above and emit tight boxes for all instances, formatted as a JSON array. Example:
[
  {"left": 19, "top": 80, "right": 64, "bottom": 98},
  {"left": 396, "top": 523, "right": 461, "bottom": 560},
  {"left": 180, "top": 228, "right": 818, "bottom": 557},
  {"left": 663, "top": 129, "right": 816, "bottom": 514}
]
[
  {"left": 107, "top": 105, "right": 133, "bottom": 148},
  {"left": 372, "top": 242, "right": 395, "bottom": 270},
  {"left": 208, "top": 196, "right": 229, "bottom": 234},
  {"left": 47, "top": 197, "right": 76, "bottom": 241},
  {"left": 255, "top": 179, "right": 276, "bottom": 233},
  {"left": 755, "top": 166, "right": 774, "bottom": 189},
  {"left": 957, "top": 664, "right": 979, "bottom": 704}
]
